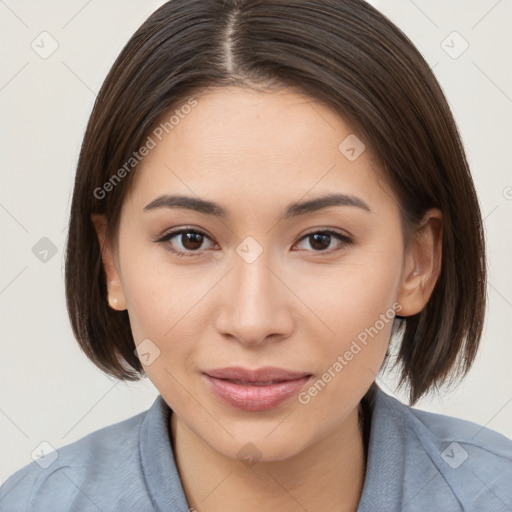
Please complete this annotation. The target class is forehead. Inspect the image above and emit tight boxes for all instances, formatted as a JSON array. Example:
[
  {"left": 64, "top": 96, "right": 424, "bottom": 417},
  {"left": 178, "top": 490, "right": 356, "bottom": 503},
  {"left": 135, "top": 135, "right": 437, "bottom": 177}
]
[{"left": 125, "top": 86, "right": 393, "bottom": 216}]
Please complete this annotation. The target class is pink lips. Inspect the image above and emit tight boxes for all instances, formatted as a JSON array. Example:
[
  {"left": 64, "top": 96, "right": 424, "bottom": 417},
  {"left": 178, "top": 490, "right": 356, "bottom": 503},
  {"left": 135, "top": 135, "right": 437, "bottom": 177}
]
[{"left": 202, "top": 366, "right": 312, "bottom": 411}]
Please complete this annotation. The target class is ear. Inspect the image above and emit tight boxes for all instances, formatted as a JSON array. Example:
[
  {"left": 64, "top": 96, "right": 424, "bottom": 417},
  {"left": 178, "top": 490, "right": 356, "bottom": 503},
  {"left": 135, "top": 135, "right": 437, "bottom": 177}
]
[
  {"left": 396, "top": 208, "right": 443, "bottom": 316},
  {"left": 90, "top": 213, "right": 127, "bottom": 311}
]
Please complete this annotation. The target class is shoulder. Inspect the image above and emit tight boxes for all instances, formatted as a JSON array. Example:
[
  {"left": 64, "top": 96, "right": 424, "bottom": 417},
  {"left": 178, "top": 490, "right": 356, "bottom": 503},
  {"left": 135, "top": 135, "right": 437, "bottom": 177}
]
[
  {"left": 0, "top": 407, "right": 152, "bottom": 512},
  {"left": 376, "top": 388, "right": 512, "bottom": 511}
]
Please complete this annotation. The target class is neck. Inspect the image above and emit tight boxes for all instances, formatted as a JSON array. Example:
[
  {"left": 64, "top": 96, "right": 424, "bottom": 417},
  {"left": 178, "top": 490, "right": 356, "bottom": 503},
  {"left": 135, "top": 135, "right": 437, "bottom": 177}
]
[{"left": 170, "top": 402, "right": 368, "bottom": 512}]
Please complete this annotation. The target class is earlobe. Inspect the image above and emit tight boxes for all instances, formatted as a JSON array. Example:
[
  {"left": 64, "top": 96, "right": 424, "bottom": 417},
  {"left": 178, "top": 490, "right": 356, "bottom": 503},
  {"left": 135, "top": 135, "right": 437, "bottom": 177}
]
[
  {"left": 90, "top": 213, "right": 127, "bottom": 311},
  {"left": 396, "top": 208, "right": 443, "bottom": 317}
]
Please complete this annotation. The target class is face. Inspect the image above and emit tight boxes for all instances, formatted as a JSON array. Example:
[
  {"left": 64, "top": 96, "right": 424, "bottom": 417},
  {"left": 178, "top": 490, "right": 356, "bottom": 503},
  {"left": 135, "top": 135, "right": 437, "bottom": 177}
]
[{"left": 93, "top": 86, "right": 440, "bottom": 462}]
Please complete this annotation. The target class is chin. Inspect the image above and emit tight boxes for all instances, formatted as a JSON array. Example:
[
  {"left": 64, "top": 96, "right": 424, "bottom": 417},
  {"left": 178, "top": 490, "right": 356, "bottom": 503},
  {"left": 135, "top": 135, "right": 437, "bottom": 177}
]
[{"left": 207, "top": 427, "right": 312, "bottom": 465}]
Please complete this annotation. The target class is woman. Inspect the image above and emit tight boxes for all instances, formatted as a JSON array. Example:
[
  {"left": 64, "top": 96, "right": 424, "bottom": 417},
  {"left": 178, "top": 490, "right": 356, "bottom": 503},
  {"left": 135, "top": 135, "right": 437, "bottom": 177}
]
[{"left": 1, "top": 1, "right": 510, "bottom": 511}]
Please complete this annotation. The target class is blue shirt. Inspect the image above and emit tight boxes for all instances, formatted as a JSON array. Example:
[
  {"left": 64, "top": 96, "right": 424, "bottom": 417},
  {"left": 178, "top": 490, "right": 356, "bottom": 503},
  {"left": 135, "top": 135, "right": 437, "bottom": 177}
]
[{"left": 1, "top": 384, "right": 511, "bottom": 511}]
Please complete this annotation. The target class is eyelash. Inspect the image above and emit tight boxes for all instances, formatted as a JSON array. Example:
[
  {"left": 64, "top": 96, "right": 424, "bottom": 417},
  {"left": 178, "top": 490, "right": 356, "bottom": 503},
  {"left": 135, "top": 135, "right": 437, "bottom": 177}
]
[{"left": 155, "top": 227, "right": 353, "bottom": 258}]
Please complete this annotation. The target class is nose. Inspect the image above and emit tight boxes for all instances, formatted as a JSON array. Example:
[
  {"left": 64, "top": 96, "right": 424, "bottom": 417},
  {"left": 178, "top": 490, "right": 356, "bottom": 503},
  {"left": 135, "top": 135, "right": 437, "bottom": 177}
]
[{"left": 214, "top": 251, "right": 295, "bottom": 347}]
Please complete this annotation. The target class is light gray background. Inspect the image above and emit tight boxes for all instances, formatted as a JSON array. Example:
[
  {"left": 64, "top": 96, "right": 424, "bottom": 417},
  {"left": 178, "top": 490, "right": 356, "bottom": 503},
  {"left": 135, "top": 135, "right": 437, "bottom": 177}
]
[{"left": 1, "top": 0, "right": 511, "bottom": 483}]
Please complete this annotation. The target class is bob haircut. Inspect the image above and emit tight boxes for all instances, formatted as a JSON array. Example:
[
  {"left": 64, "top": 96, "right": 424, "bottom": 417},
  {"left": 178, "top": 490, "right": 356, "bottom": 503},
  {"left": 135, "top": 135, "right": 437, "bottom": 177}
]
[{"left": 65, "top": 0, "right": 486, "bottom": 405}]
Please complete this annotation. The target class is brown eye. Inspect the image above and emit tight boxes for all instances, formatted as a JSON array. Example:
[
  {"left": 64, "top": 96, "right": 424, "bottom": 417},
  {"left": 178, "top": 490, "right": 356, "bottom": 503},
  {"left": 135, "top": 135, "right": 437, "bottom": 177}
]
[
  {"left": 179, "top": 232, "right": 205, "bottom": 251},
  {"left": 295, "top": 230, "right": 352, "bottom": 254},
  {"left": 156, "top": 228, "right": 214, "bottom": 257}
]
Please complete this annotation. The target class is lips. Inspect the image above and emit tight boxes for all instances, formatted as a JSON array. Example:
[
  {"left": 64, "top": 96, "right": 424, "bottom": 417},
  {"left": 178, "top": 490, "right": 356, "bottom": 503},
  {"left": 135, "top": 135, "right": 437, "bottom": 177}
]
[
  {"left": 202, "top": 366, "right": 312, "bottom": 411},
  {"left": 204, "top": 366, "right": 311, "bottom": 382}
]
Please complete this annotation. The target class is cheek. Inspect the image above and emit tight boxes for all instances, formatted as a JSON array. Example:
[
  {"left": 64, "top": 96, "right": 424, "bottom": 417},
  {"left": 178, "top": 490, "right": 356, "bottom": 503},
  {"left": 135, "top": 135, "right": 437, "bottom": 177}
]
[
  {"left": 294, "top": 257, "right": 400, "bottom": 420},
  {"left": 294, "top": 239, "right": 403, "bottom": 341},
  {"left": 119, "top": 246, "right": 222, "bottom": 388},
  {"left": 119, "top": 237, "right": 208, "bottom": 339},
  {"left": 122, "top": 257, "right": 206, "bottom": 403},
  {"left": 290, "top": 237, "right": 403, "bottom": 392}
]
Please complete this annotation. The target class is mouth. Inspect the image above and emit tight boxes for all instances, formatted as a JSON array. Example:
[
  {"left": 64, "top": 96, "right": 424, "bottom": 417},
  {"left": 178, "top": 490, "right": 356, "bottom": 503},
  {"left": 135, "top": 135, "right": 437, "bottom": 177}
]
[
  {"left": 202, "top": 366, "right": 313, "bottom": 411},
  {"left": 218, "top": 379, "right": 296, "bottom": 386}
]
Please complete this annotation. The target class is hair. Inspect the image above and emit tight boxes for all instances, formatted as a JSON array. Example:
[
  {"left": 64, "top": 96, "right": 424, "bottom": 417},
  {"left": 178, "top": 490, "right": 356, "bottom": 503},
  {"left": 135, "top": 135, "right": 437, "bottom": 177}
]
[{"left": 64, "top": 0, "right": 486, "bottom": 405}]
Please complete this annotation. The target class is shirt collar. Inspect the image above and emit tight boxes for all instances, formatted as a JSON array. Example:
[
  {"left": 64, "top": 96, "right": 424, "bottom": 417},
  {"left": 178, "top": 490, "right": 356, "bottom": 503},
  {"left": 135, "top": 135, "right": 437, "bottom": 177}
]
[
  {"left": 139, "top": 383, "right": 406, "bottom": 511},
  {"left": 139, "top": 395, "right": 189, "bottom": 511},
  {"left": 357, "top": 383, "right": 406, "bottom": 511}
]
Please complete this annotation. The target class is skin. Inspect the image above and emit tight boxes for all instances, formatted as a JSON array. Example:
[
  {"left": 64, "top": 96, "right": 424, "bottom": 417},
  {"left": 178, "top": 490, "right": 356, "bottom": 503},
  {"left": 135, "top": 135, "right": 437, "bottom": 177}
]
[{"left": 92, "top": 86, "right": 442, "bottom": 512}]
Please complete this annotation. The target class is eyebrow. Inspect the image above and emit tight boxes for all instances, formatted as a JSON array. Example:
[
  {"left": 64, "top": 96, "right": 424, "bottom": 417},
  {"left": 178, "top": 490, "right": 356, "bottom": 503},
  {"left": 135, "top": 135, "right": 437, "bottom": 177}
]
[{"left": 143, "top": 192, "right": 371, "bottom": 219}]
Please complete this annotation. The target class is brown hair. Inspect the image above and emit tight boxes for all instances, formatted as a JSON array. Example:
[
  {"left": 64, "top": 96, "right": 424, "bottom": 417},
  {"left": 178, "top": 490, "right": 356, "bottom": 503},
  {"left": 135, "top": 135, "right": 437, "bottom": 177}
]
[{"left": 64, "top": 0, "right": 486, "bottom": 405}]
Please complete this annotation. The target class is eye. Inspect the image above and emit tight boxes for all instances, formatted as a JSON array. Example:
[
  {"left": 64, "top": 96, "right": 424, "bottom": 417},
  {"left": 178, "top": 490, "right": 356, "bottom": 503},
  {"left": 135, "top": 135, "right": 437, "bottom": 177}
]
[
  {"left": 155, "top": 228, "right": 353, "bottom": 258},
  {"left": 155, "top": 228, "right": 215, "bottom": 257},
  {"left": 293, "top": 230, "right": 353, "bottom": 254}
]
